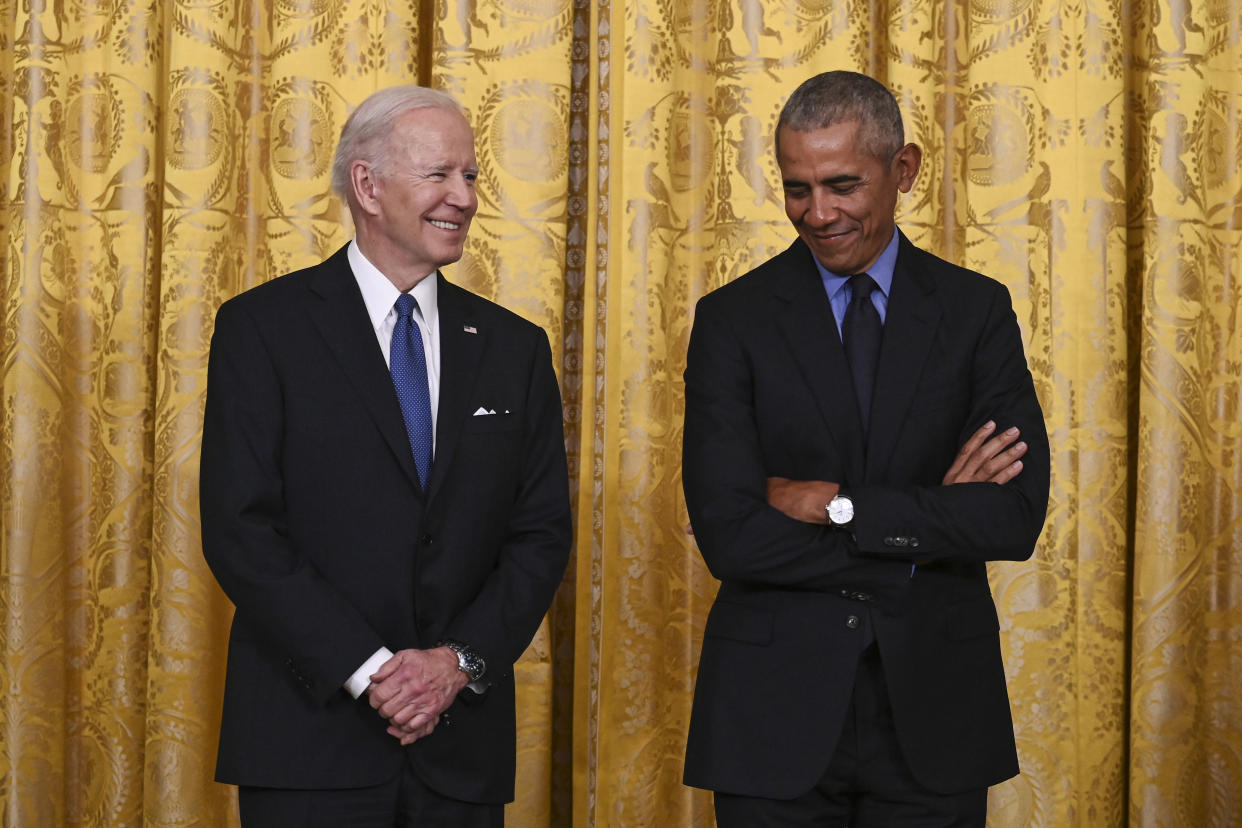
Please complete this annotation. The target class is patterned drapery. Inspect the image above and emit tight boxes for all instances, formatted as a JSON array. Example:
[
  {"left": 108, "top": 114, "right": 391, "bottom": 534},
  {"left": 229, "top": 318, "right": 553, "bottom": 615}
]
[{"left": 2, "top": 1, "right": 1239, "bottom": 825}]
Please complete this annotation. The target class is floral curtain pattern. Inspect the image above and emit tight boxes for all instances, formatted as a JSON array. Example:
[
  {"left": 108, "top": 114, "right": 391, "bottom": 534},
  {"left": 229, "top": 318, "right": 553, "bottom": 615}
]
[{"left": 1, "top": 0, "right": 1239, "bottom": 825}]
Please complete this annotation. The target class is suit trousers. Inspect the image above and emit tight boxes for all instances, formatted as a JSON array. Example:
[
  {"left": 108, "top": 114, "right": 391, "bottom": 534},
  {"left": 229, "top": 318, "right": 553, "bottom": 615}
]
[
  {"left": 714, "top": 632, "right": 988, "bottom": 828},
  {"left": 238, "top": 756, "right": 504, "bottom": 828}
]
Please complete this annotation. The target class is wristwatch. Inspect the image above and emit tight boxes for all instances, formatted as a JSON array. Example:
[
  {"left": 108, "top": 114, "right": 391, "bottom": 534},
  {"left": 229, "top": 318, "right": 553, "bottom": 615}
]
[
  {"left": 826, "top": 493, "right": 855, "bottom": 528},
  {"left": 439, "top": 639, "right": 486, "bottom": 683}
]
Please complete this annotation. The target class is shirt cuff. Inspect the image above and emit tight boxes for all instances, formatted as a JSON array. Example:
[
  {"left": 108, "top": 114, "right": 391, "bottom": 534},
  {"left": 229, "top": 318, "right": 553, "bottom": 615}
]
[{"left": 344, "top": 647, "right": 394, "bottom": 698}]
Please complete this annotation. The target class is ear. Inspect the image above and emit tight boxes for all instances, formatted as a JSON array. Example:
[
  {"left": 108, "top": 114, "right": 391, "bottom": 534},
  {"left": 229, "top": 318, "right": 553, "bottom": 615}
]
[
  {"left": 893, "top": 143, "right": 922, "bottom": 194},
  {"left": 349, "top": 160, "right": 382, "bottom": 217}
]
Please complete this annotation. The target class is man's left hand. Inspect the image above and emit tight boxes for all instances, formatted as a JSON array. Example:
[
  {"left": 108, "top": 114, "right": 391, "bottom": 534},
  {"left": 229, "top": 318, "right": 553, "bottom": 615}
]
[
  {"left": 367, "top": 647, "right": 469, "bottom": 745},
  {"left": 942, "top": 421, "right": 1027, "bottom": 485}
]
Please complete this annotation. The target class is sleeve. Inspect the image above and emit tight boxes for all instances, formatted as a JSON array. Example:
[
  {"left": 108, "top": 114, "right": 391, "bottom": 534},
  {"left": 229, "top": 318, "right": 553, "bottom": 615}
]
[
  {"left": 852, "top": 282, "right": 1050, "bottom": 564},
  {"left": 199, "top": 300, "right": 389, "bottom": 704},
  {"left": 437, "top": 328, "right": 573, "bottom": 680},
  {"left": 682, "top": 294, "right": 910, "bottom": 590}
]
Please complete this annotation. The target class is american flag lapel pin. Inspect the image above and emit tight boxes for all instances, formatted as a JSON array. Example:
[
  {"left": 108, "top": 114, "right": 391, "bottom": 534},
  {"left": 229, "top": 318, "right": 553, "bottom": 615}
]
[{"left": 463, "top": 324, "right": 477, "bottom": 334}]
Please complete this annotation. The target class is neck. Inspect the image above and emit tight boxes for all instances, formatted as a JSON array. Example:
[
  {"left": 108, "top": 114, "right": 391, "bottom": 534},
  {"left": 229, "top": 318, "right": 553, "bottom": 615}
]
[{"left": 354, "top": 232, "right": 437, "bottom": 293}]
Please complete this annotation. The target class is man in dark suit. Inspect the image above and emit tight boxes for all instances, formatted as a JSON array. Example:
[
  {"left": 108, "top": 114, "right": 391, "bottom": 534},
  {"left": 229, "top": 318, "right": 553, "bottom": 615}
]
[
  {"left": 682, "top": 71, "right": 1050, "bottom": 826},
  {"left": 200, "top": 85, "right": 572, "bottom": 827}
]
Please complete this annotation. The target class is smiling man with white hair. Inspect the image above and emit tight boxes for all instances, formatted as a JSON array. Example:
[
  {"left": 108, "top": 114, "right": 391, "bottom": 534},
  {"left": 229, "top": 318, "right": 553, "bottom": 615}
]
[{"left": 200, "top": 85, "right": 572, "bottom": 827}]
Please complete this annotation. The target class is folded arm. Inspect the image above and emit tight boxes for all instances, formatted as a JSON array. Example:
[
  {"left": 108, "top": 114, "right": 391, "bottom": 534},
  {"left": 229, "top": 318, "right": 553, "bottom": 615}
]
[
  {"left": 682, "top": 296, "right": 905, "bottom": 589},
  {"left": 768, "top": 420, "right": 1029, "bottom": 523},
  {"left": 684, "top": 280, "right": 1049, "bottom": 583}
]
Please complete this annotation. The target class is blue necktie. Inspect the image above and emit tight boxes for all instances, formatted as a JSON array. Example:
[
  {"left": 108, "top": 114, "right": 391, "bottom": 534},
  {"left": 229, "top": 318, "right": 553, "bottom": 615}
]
[
  {"left": 391, "top": 293, "right": 433, "bottom": 488},
  {"left": 843, "top": 273, "right": 882, "bottom": 430}
]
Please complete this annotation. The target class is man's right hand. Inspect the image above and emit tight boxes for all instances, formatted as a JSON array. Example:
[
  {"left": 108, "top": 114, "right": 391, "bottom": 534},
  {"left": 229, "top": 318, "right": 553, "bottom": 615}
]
[
  {"left": 942, "top": 420, "right": 1027, "bottom": 485},
  {"left": 366, "top": 647, "right": 469, "bottom": 745}
]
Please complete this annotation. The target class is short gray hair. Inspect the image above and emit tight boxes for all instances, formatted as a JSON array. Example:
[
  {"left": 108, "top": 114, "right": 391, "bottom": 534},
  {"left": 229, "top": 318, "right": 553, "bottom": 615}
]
[
  {"left": 331, "top": 85, "right": 466, "bottom": 199},
  {"left": 777, "top": 71, "right": 905, "bottom": 161}
]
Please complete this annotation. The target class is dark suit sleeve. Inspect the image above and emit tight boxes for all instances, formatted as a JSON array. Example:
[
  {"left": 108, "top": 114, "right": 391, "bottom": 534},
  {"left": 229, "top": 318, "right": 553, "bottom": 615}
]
[
  {"left": 200, "top": 299, "right": 387, "bottom": 703},
  {"left": 441, "top": 329, "right": 572, "bottom": 678},
  {"left": 854, "top": 281, "right": 1050, "bottom": 564},
  {"left": 683, "top": 293, "right": 910, "bottom": 590}
]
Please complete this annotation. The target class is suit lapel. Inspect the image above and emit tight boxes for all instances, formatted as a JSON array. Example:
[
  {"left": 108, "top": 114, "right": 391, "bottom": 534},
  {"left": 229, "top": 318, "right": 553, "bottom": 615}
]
[
  {"left": 425, "top": 276, "right": 485, "bottom": 503},
  {"left": 305, "top": 247, "right": 423, "bottom": 490},
  {"left": 865, "top": 233, "right": 941, "bottom": 480},
  {"left": 770, "top": 241, "right": 866, "bottom": 484}
]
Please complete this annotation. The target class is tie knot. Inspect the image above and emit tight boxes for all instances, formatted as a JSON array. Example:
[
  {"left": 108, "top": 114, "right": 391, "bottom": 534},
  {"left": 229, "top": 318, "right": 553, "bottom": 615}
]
[
  {"left": 849, "top": 273, "right": 877, "bottom": 303},
  {"left": 395, "top": 293, "right": 417, "bottom": 320}
]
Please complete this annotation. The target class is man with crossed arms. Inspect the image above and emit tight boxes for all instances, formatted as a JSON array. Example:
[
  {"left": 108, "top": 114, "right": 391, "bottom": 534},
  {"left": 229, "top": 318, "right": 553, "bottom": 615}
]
[{"left": 682, "top": 71, "right": 1050, "bottom": 826}]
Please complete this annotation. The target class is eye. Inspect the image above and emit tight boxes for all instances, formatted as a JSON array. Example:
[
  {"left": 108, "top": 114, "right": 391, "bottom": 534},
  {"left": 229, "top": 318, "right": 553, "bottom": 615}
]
[{"left": 464, "top": 171, "right": 478, "bottom": 184}]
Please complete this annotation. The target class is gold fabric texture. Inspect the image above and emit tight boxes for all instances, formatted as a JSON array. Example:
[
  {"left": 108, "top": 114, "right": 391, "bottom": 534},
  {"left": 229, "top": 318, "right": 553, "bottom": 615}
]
[{"left": 2, "top": 0, "right": 1240, "bottom": 825}]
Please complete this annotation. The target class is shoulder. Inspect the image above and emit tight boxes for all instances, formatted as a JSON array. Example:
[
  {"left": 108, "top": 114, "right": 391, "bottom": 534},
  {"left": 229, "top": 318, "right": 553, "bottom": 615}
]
[
  {"left": 896, "top": 234, "right": 1010, "bottom": 303},
  {"left": 696, "top": 238, "right": 813, "bottom": 315},
  {"left": 216, "top": 247, "right": 348, "bottom": 321},
  {"left": 440, "top": 279, "right": 549, "bottom": 343}
]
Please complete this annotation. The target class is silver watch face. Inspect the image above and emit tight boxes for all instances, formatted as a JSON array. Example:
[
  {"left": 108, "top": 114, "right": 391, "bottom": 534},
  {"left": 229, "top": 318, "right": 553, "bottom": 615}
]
[
  {"left": 457, "top": 649, "right": 484, "bottom": 681},
  {"left": 444, "top": 640, "right": 486, "bottom": 681},
  {"left": 828, "top": 495, "right": 854, "bottom": 525}
]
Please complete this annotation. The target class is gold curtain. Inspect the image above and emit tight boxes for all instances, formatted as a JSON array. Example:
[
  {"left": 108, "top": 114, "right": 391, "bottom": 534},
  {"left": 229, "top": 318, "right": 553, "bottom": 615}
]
[{"left": 2, "top": 0, "right": 1239, "bottom": 825}]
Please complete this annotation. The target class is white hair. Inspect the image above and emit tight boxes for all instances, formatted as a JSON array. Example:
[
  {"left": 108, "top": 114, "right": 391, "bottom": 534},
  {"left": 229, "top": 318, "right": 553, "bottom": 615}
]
[{"left": 330, "top": 85, "right": 466, "bottom": 199}]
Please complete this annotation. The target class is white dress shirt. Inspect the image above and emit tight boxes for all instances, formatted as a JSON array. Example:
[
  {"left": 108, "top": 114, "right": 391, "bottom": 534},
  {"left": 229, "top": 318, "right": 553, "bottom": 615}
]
[
  {"left": 347, "top": 240, "right": 441, "bottom": 445},
  {"left": 342, "top": 240, "right": 441, "bottom": 698}
]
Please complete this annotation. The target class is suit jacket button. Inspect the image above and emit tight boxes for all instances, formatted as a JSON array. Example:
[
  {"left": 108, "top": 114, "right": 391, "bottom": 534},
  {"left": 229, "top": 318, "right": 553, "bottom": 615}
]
[
  {"left": 909, "top": 537, "right": 920, "bottom": 547},
  {"left": 883, "top": 537, "right": 895, "bottom": 546},
  {"left": 846, "top": 614, "right": 860, "bottom": 629},
  {"left": 421, "top": 534, "right": 434, "bottom": 545}
]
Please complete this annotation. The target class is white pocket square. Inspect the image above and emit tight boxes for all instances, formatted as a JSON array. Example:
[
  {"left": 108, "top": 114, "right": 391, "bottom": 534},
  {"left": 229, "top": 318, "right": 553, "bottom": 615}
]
[{"left": 473, "top": 407, "right": 497, "bottom": 416}]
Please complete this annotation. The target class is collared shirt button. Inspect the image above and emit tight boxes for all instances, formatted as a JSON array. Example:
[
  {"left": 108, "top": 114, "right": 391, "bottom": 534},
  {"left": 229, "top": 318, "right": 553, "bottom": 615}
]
[{"left": 846, "top": 614, "right": 861, "bottom": 629}]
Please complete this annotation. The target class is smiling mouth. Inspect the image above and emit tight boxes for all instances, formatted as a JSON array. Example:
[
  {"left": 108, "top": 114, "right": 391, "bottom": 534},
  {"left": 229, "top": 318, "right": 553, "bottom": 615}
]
[{"left": 428, "top": 219, "right": 462, "bottom": 231}]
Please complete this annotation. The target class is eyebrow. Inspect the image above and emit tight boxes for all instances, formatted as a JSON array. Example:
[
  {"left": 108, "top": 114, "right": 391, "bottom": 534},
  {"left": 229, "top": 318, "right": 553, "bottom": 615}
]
[
  {"left": 419, "top": 162, "right": 480, "bottom": 175},
  {"left": 783, "top": 173, "right": 862, "bottom": 188}
]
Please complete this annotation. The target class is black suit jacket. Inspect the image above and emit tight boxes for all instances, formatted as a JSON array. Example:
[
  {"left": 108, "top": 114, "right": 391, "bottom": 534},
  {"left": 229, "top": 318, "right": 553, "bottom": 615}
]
[
  {"left": 200, "top": 245, "right": 572, "bottom": 803},
  {"left": 682, "top": 233, "right": 1049, "bottom": 797}
]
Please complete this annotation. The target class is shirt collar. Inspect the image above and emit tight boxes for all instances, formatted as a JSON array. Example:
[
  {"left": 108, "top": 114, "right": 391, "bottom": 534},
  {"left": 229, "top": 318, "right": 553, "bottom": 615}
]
[
  {"left": 814, "top": 227, "right": 900, "bottom": 302},
  {"left": 348, "top": 240, "right": 440, "bottom": 329}
]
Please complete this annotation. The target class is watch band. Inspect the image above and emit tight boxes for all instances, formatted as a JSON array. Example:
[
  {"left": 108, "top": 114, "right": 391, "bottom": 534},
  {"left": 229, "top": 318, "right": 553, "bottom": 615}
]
[{"left": 439, "top": 639, "right": 486, "bottom": 682}]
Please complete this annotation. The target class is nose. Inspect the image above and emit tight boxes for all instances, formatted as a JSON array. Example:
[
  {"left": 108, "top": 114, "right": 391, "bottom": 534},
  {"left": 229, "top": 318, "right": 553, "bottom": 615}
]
[
  {"left": 808, "top": 189, "right": 839, "bottom": 226},
  {"left": 446, "top": 174, "right": 477, "bottom": 210}
]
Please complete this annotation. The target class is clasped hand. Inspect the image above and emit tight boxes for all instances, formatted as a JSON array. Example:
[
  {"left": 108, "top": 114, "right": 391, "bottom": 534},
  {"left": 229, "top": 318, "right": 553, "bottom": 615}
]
[
  {"left": 366, "top": 646, "right": 469, "bottom": 745},
  {"left": 767, "top": 420, "right": 1027, "bottom": 523}
]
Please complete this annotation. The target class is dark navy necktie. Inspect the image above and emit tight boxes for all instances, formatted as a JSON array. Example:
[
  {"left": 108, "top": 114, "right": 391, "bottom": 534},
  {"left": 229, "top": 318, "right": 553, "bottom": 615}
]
[
  {"left": 391, "top": 293, "right": 433, "bottom": 488},
  {"left": 842, "top": 273, "right": 882, "bottom": 429}
]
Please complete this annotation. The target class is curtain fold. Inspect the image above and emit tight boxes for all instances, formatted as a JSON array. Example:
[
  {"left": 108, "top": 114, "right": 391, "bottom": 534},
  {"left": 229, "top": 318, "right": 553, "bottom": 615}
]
[{"left": 2, "top": 0, "right": 1239, "bottom": 825}]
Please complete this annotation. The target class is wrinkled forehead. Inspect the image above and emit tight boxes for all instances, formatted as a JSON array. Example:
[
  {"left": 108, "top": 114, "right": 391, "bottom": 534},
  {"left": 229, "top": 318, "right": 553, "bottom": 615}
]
[{"left": 388, "top": 108, "right": 477, "bottom": 160}]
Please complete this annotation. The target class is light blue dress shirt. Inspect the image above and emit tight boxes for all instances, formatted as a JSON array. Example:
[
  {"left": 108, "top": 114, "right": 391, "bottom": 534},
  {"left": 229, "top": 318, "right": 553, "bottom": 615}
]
[{"left": 812, "top": 228, "right": 900, "bottom": 336}]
